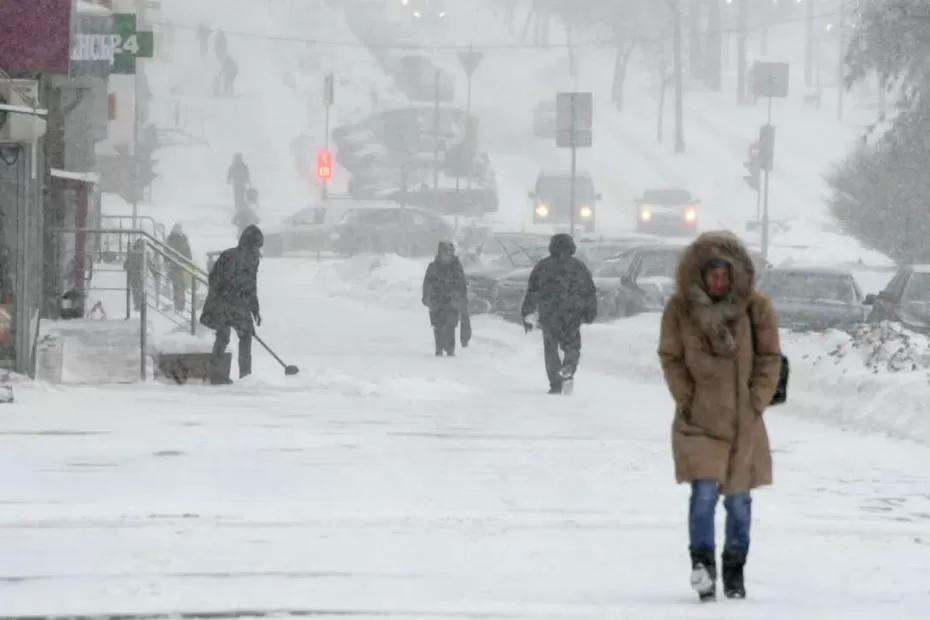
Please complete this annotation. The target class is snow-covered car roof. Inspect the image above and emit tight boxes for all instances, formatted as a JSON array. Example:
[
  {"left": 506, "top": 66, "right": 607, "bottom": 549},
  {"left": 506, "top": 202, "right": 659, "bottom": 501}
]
[
  {"left": 908, "top": 265, "right": 930, "bottom": 274},
  {"left": 764, "top": 266, "right": 855, "bottom": 277}
]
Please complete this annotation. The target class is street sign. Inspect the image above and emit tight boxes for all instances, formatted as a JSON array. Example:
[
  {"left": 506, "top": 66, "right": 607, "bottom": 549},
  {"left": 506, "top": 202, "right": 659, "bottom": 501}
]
[
  {"left": 323, "top": 74, "right": 335, "bottom": 106},
  {"left": 557, "top": 129, "right": 592, "bottom": 148},
  {"left": 556, "top": 92, "right": 593, "bottom": 131},
  {"left": 317, "top": 149, "right": 333, "bottom": 180},
  {"left": 752, "top": 62, "right": 789, "bottom": 98},
  {"left": 458, "top": 50, "right": 484, "bottom": 77},
  {"left": 111, "top": 14, "right": 154, "bottom": 75}
]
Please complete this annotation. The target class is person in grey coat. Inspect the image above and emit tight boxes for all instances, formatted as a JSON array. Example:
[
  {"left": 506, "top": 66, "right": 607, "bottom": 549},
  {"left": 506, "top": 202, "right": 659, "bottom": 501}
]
[
  {"left": 521, "top": 233, "right": 597, "bottom": 393},
  {"left": 200, "top": 225, "right": 263, "bottom": 381},
  {"left": 166, "top": 223, "right": 193, "bottom": 312}
]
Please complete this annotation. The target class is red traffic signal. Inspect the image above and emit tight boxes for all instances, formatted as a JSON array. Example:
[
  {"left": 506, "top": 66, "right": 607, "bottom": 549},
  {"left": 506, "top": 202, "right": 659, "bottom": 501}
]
[{"left": 316, "top": 149, "right": 333, "bottom": 180}]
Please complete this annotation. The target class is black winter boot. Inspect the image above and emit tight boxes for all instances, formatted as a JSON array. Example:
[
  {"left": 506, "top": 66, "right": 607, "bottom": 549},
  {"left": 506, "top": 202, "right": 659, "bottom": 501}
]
[
  {"left": 722, "top": 549, "right": 746, "bottom": 599},
  {"left": 690, "top": 548, "right": 717, "bottom": 602}
]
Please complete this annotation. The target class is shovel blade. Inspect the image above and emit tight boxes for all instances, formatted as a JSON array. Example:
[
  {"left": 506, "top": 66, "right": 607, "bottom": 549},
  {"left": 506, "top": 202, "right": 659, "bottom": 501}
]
[{"left": 284, "top": 365, "right": 300, "bottom": 376}]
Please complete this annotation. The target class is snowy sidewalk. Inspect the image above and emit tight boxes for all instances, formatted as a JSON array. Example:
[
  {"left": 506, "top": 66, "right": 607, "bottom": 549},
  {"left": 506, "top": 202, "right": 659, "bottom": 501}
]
[{"left": 2, "top": 257, "right": 929, "bottom": 618}]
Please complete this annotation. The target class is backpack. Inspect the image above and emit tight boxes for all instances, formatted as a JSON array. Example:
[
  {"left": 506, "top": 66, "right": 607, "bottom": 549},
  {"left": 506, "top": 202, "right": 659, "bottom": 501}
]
[{"left": 748, "top": 305, "right": 789, "bottom": 406}]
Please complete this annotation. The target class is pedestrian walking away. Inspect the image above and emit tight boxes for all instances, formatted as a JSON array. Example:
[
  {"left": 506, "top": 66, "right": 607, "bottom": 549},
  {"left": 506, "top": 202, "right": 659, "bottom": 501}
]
[
  {"left": 227, "top": 153, "right": 251, "bottom": 210},
  {"left": 658, "top": 231, "right": 782, "bottom": 602},
  {"left": 166, "top": 223, "right": 193, "bottom": 312},
  {"left": 200, "top": 225, "right": 264, "bottom": 383},
  {"left": 520, "top": 233, "right": 597, "bottom": 395},
  {"left": 422, "top": 241, "right": 467, "bottom": 357}
]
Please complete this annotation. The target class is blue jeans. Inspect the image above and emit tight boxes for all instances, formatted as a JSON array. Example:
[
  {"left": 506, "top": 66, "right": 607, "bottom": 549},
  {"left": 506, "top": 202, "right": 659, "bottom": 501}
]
[{"left": 689, "top": 480, "right": 752, "bottom": 555}]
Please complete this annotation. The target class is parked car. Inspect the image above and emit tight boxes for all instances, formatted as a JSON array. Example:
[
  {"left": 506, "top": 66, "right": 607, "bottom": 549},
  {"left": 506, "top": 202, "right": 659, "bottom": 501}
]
[
  {"left": 532, "top": 100, "right": 557, "bottom": 139},
  {"left": 865, "top": 265, "right": 930, "bottom": 331},
  {"left": 635, "top": 188, "right": 700, "bottom": 236},
  {"left": 465, "top": 242, "right": 549, "bottom": 315},
  {"left": 757, "top": 267, "right": 866, "bottom": 332},
  {"left": 576, "top": 237, "right": 649, "bottom": 271},
  {"left": 262, "top": 206, "right": 327, "bottom": 257},
  {"left": 592, "top": 245, "right": 684, "bottom": 318},
  {"left": 330, "top": 206, "right": 453, "bottom": 257},
  {"left": 489, "top": 267, "right": 534, "bottom": 323}
]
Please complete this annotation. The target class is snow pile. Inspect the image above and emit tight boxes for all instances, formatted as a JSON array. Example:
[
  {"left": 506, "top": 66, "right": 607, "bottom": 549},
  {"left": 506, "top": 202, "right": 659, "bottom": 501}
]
[{"left": 311, "top": 254, "right": 428, "bottom": 309}]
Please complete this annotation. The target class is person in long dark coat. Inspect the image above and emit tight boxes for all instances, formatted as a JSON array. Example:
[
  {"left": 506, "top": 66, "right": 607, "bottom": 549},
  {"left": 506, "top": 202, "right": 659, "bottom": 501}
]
[
  {"left": 422, "top": 241, "right": 467, "bottom": 357},
  {"left": 227, "top": 153, "right": 251, "bottom": 210},
  {"left": 200, "top": 225, "right": 263, "bottom": 381},
  {"left": 166, "top": 223, "right": 193, "bottom": 312},
  {"left": 520, "top": 233, "right": 597, "bottom": 394}
]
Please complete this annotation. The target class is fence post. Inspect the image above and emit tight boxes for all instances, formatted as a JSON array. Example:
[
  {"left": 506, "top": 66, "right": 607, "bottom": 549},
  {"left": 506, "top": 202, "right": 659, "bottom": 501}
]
[
  {"left": 190, "top": 279, "right": 197, "bottom": 335},
  {"left": 140, "top": 243, "right": 148, "bottom": 381},
  {"left": 125, "top": 267, "right": 131, "bottom": 320}
]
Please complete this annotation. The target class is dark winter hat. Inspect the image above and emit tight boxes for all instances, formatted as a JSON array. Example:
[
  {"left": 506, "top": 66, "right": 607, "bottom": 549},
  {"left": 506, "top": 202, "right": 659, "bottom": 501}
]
[
  {"left": 549, "top": 233, "right": 576, "bottom": 257},
  {"left": 437, "top": 241, "right": 455, "bottom": 254},
  {"left": 238, "top": 225, "right": 264, "bottom": 249},
  {"left": 702, "top": 257, "right": 732, "bottom": 274}
]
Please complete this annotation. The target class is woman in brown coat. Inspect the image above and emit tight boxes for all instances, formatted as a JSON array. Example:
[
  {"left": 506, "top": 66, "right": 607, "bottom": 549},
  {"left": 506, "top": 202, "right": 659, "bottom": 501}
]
[{"left": 658, "top": 231, "right": 782, "bottom": 602}]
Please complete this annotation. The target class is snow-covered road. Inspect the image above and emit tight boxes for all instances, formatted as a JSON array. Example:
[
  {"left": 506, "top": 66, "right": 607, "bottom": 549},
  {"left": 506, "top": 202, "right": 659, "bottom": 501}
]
[{"left": 3, "top": 257, "right": 929, "bottom": 618}]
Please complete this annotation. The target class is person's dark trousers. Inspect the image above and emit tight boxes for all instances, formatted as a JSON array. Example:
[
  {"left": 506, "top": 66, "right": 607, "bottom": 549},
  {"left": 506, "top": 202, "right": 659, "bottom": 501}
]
[
  {"left": 171, "top": 277, "right": 186, "bottom": 311},
  {"left": 541, "top": 318, "right": 581, "bottom": 388},
  {"left": 688, "top": 480, "right": 752, "bottom": 556},
  {"left": 130, "top": 276, "right": 143, "bottom": 311},
  {"left": 430, "top": 308, "right": 458, "bottom": 356},
  {"left": 213, "top": 325, "right": 253, "bottom": 378},
  {"left": 233, "top": 184, "right": 247, "bottom": 210}
]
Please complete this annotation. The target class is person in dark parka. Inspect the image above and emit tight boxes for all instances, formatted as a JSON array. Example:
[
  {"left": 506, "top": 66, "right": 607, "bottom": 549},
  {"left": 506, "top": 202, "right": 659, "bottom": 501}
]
[
  {"left": 521, "top": 233, "right": 597, "bottom": 394},
  {"left": 200, "top": 225, "right": 263, "bottom": 381},
  {"left": 166, "top": 223, "right": 193, "bottom": 312},
  {"left": 422, "top": 241, "right": 468, "bottom": 357},
  {"left": 227, "top": 153, "right": 251, "bottom": 210}
]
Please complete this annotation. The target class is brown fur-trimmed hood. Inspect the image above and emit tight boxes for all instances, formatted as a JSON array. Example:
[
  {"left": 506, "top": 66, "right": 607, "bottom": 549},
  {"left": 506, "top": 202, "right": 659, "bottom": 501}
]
[{"left": 675, "top": 231, "right": 756, "bottom": 356}]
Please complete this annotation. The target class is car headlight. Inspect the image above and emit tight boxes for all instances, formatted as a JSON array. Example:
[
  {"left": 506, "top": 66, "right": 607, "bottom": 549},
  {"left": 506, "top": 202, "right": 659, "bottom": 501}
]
[
  {"left": 535, "top": 204, "right": 550, "bottom": 218},
  {"left": 579, "top": 205, "right": 593, "bottom": 219},
  {"left": 640, "top": 209, "right": 652, "bottom": 222},
  {"left": 684, "top": 207, "right": 698, "bottom": 223}
]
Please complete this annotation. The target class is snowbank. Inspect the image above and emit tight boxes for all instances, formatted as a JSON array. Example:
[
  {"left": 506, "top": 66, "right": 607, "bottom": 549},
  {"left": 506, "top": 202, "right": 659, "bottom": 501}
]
[{"left": 311, "top": 254, "right": 429, "bottom": 310}]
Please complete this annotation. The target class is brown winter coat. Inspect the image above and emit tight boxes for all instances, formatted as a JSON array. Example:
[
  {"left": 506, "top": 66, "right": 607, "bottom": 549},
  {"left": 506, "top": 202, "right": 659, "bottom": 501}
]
[{"left": 658, "top": 232, "right": 782, "bottom": 494}]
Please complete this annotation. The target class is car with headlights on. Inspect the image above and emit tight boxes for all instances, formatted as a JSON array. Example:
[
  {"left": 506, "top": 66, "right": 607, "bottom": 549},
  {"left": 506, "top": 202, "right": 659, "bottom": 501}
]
[
  {"left": 635, "top": 188, "right": 700, "bottom": 236},
  {"left": 529, "top": 171, "right": 601, "bottom": 232}
]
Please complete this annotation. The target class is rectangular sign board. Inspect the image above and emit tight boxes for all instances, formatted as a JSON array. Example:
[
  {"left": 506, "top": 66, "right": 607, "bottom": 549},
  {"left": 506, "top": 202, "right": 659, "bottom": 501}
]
[
  {"left": 556, "top": 92, "right": 593, "bottom": 132},
  {"left": 0, "top": 0, "right": 73, "bottom": 74},
  {"left": 557, "top": 129, "right": 593, "bottom": 149},
  {"left": 752, "top": 62, "right": 790, "bottom": 98}
]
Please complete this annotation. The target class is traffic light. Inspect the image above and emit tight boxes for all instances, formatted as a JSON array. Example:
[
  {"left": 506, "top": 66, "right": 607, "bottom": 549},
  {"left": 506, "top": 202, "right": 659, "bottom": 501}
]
[
  {"left": 316, "top": 149, "right": 333, "bottom": 181},
  {"left": 743, "top": 142, "right": 761, "bottom": 192},
  {"left": 759, "top": 124, "right": 776, "bottom": 171}
]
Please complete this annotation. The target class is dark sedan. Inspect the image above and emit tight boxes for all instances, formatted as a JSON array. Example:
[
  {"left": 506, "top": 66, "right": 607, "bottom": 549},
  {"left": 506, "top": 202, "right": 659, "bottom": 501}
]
[
  {"left": 757, "top": 268, "right": 867, "bottom": 332},
  {"left": 464, "top": 243, "right": 548, "bottom": 314},
  {"left": 593, "top": 245, "right": 683, "bottom": 318},
  {"left": 865, "top": 265, "right": 930, "bottom": 332}
]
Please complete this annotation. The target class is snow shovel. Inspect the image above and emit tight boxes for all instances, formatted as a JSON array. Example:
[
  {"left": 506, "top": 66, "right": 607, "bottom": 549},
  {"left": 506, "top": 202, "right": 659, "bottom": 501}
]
[{"left": 253, "top": 332, "right": 300, "bottom": 376}]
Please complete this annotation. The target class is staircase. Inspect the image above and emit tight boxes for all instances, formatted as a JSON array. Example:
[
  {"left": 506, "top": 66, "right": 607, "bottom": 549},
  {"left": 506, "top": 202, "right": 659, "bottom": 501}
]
[{"left": 39, "top": 226, "right": 214, "bottom": 384}]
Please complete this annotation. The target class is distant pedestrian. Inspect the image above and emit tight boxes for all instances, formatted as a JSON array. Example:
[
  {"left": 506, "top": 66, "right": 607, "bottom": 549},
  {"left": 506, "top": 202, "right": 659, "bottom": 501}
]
[
  {"left": 124, "top": 238, "right": 159, "bottom": 312},
  {"left": 227, "top": 153, "right": 251, "bottom": 210},
  {"left": 422, "top": 241, "right": 467, "bottom": 357},
  {"left": 166, "top": 223, "right": 193, "bottom": 312},
  {"left": 197, "top": 22, "right": 211, "bottom": 57},
  {"left": 222, "top": 55, "right": 239, "bottom": 96},
  {"left": 520, "top": 234, "right": 596, "bottom": 394},
  {"left": 658, "top": 231, "right": 782, "bottom": 602},
  {"left": 214, "top": 30, "right": 228, "bottom": 60},
  {"left": 200, "top": 225, "right": 264, "bottom": 382}
]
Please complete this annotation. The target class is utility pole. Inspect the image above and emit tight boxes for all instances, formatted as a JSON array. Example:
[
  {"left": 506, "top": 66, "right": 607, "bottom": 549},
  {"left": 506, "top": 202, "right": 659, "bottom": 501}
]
[
  {"left": 672, "top": 0, "right": 686, "bottom": 154},
  {"left": 837, "top": 0, "right": 846, "bottom": 122},
  {"left": 433, "top": 67, "right": 440, "bottom": 191},
  {"left": 322, "top": 73, "right": 334, "bottom": 201},
  {"left": 804, "top": 0, "right": 815, "bottom": 87},
  {"left": 737, "top": 0, "right": 748, "bottom": 105}
]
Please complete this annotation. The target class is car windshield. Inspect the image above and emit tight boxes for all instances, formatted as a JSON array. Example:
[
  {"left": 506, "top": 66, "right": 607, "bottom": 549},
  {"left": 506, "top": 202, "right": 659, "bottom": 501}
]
[
  {"left": 639, "top": 251, "right": 680, "bottom": 279},
  {"left": 760, "top": 272, "right": 857, "bottom": 304},
  {"left": 904, "top": 273, "right": 930, "bottom": 302},
  {"left": 582, "top": 245, "right": 628, "bottom": 266},
  {"left": 596, "top": 254, "right": 636, "bottom": 278},
  {"left": 642, "top": 189, "right": 692, "bottom": 204},
  {"left": 536, "top": 176, "right": 595, "bottom": 202}
]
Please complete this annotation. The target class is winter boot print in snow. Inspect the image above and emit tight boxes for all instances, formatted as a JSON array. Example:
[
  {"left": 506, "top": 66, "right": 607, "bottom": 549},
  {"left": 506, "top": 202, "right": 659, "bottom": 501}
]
[
  {"left": 722, "top": 549, "right": 746, "bottom": 599},
  {"left": 690, "top": 548, "right": 717, "bottom": 602}
]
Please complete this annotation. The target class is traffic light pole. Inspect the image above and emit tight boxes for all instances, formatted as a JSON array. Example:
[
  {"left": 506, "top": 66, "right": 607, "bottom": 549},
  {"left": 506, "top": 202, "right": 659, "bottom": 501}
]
[
  {"left": 322, "top": 102, "right": 330, "bottom": 201},
  {"left": 569, "top": 97, "right": 577, "bottom": 236},
  {"left": 762, "top": 96, "right": 773, "bottom": 261}
]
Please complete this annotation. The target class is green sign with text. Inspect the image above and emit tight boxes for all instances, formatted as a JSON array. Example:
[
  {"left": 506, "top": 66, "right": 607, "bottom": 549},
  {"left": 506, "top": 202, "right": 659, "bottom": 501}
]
[{"left": 111, "top": 13, "right": 154, "bottom": 74}]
